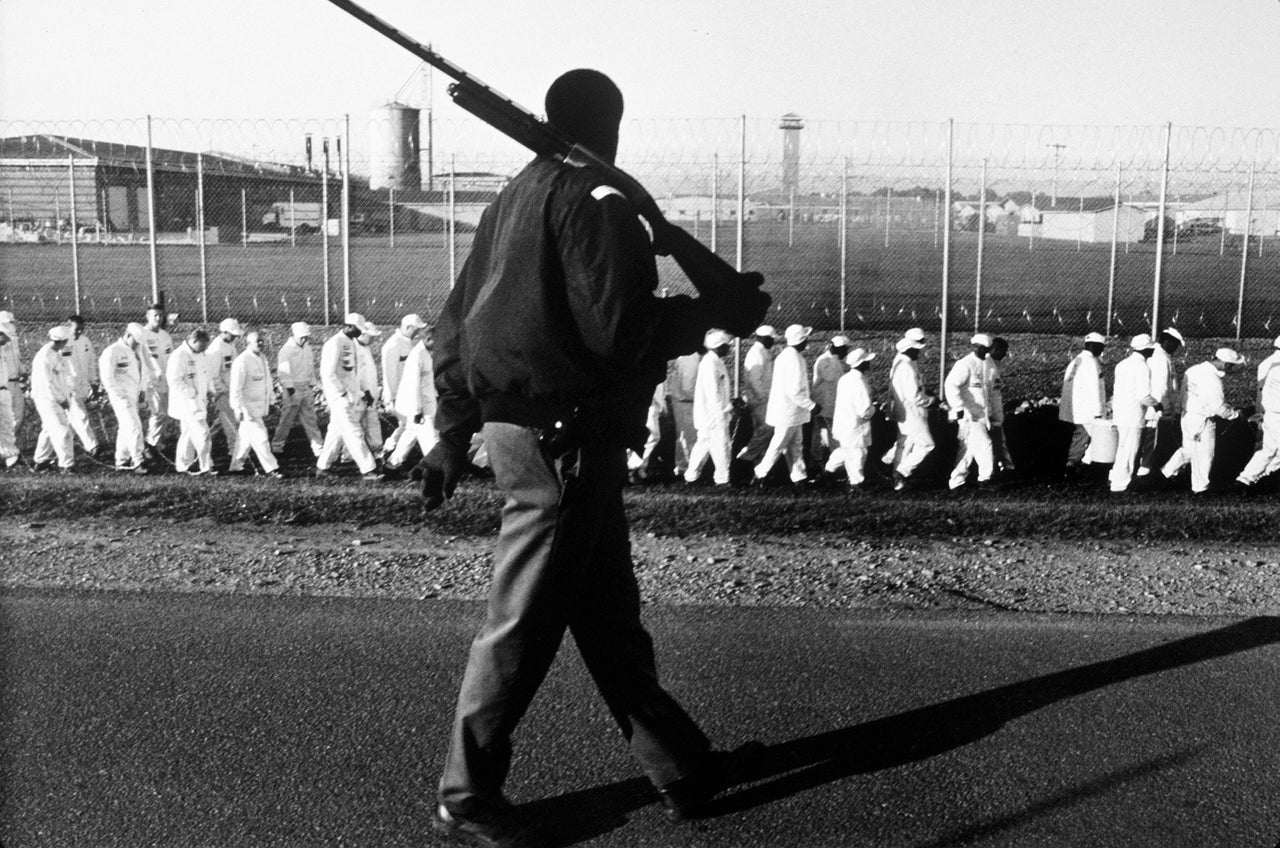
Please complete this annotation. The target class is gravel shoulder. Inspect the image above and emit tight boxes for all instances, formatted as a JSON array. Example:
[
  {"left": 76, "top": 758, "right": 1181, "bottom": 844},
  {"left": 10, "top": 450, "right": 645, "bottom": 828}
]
[{"left": 7, "top": 516, "right": 1280, "bottom": 617}]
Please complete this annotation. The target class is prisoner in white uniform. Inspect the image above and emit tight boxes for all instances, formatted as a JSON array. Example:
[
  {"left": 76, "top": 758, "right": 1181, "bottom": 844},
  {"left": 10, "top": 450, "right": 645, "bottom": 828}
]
[
  {"left": 1237, "top": 337, "right": 1280, "bottom": 488},
  {"left": 205, "top": 318, "right": 243, "bottom": 461},
  {"left": 810, "top": 335, "right": 850, "bottom": 467},
  {"left": 1161, "top": 348, "right": 1244, "bottom": 494},
  {"left": 1139, "top": 327, "right": 1184, "bottom": 475},
  {"left": 355, "top": 322, "right": 384, "bottom": 454},
  {"left": 1060, "top": 333, "right": 1107, "bottom": 473},
  {"left": 228, "top": 331, "right": 281, "bottom": 476},
  {"left": 1108, "top": 334, "right": 1160, "bottom": 493},
  {"left": 380, "top": 314, "right": 427, "bottom": 457},
  {"left": 685, "top": 329, "right": 734, "bottom": 486},
  {"left": 0, "top": 311, "right": 25, "bottom": 432},
  {"left": 99, "top": 323, "right": 148, "bottom": 471},
  {"left": 735, "top": 325, "right": 779, "bottom": 465},
  {"left": 885, "top": 333, "right": 935, "bottom": 488},
  {"left": 985, "top": 337, "right": 1015, "bottom": 472},
  {"left": 945, "top": 333, "right": 994, "bottom": 490},
  {"left": 31, "top": 326, "right": 77, "bottom": 471},
  {"left": 272, "top": 322, "right": 324, "bottom": 456},
  {"left": 387, "top": 334, "right": 438, "bottom": 471},
  {"left": 666, "top": 351, "right": 700, "bottom": 476},
  {"left": 140, "top": 306, "right": 175, "bottom": 450},
  {"left": 0, "top": 321, "right": 19, "bottom": 468},
  {"left": 754, "top": 324, "right": 816, "bottom": 484},
  {"left": 316, "top": 314, "right": 379, "bottom": 477},
  {"left": 628, "top": 379, "right": 666, "bottom": 478},
  {"left": 167, "top": 329, "right": 215, "bottom": 475},
  {"left": 65, "top": 315, "right": 100, "bottom": 455},
  {"left": 826, "top": 347, "right": 877, "bottom": 487}
]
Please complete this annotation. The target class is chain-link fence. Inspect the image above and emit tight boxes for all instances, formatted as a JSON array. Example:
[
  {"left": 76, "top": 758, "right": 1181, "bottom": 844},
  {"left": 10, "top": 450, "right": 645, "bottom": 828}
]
[{"left": 3, "top": 116, "right": 1279, "bottom": 340}]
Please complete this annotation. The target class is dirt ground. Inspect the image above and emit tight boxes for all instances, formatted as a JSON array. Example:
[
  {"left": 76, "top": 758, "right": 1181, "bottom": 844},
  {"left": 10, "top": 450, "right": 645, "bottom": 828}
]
[{"left": 6, "top": 516, "right": 1280, "bottom": 618}]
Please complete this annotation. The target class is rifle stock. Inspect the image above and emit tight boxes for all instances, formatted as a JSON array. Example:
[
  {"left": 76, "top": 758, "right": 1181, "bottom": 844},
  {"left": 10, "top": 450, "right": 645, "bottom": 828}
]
[{"left": 325, "top": 0, "right": 766, "bottom": 310}]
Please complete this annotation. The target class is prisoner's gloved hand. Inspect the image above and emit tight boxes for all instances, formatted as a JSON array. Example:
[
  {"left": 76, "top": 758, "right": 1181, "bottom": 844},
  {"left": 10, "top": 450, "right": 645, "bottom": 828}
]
[
  {"left": 413, "top": 412, "right": 425, "bottom": 424},
  {"left": 286, "top": 387, "right": 295, "bottom": 398},
  {"left": 420, "top": 439, "right": 468, "bottom": 511}
]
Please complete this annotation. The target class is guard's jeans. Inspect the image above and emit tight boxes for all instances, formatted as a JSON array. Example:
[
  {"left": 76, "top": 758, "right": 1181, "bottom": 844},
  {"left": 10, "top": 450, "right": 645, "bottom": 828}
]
[
  {"left": 1238, "top": 412, "right": 1280, "bottom": 485},
  {"left": 439, "top": 423, "right": 711, "bottom": 813}
]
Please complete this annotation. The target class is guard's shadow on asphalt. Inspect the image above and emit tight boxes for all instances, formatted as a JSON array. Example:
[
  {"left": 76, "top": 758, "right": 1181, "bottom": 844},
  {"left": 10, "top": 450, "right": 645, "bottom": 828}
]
[{"left": 527, "top": 615, "right": 1280, "bottom": 846}]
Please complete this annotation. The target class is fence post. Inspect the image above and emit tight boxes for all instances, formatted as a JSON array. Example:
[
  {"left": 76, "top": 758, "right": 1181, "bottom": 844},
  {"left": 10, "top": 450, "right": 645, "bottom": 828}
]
[
  {"left": 939, "top": 119, "right": 953, "bottom": 393},
  {"left": 321, "top": 139, "right": 332, "bottom": 325},
  {"left": 840, "top": 158, "right": 848, "bottom": 335},
  {"left": 197, "top": 153, "right": 208, "bottom": 323},
  {"left": 341, "top": 115, "right": 352, "bottom": 316},
  {"left": 68, "top": 156, "right": 81, "bottom": 313},
  {"left": 974, "top": 158, "right": 987, "bottom": 333},
  {"left": 241, "top": 188, "right": 248, "bottom": 248},
  {"left": 1106, "top": 164, "right": 1121, "bottom": 338},
  {"left": 289, "top": 187, "right": 297, "bottom": 249},
  {"left": 1235, "top": 159, "right": 1256, "bottom": 343},
  {"left": 711, "top": 154, "right": 718, "bottom": 254},
  {"left": 734, "top": 115, "right": 746, "bottom": 396},
  {"left": 448, "top": 155, "right": 456, "bottom": 288},
  {"left": 1152, "top": 122, "right": 1172, "bottom": 334},
  {"left": 145, "top": 115, "right": 159, "bottom": 302}
]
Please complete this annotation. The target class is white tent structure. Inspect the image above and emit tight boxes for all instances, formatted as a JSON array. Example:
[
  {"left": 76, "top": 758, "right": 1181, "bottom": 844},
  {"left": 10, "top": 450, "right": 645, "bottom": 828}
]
[{"left": 1019, "top": 204, "right": 1151, "bottom": 243}]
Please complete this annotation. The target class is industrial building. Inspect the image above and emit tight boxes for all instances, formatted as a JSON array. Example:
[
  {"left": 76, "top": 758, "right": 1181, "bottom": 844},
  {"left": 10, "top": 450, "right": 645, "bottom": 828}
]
[{"left": 0, "top": 134, "right": 331, "bottom": 241}]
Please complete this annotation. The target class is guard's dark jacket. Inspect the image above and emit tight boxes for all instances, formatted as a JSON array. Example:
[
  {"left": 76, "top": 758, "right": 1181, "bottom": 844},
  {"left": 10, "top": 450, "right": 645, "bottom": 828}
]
[{"left": 433, "top": 155, "right": 707, "bottom": 451}]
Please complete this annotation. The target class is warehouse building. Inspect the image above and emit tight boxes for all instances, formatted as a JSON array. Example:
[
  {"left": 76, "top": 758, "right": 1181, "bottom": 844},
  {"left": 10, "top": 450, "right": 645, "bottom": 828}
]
[{"left": 0, "top": 134, "right": 332, "bottom": 241}]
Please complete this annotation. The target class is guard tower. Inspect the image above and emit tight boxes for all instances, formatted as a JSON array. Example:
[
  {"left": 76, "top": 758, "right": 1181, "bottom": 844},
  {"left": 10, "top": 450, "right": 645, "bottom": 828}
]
[{"left": 780, "top": 113, "right": 805, "bottom": 195}]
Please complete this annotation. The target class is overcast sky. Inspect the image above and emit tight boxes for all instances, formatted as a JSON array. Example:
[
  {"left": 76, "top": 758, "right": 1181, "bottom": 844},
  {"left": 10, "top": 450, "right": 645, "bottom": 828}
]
[{"left": 2, "top": 0, "right": 1278, "bottom": 128}]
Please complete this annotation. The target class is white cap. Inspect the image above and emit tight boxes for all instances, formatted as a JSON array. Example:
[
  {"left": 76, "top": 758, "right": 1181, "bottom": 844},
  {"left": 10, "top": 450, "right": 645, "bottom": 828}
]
[
  {"left": 1084, "top": 332, "right": 1107, "bottom": 344},
  {"left": 896, "top": 337, "right": 924, "bottom": 353},
  {"left": 125, "top": 322, "right": 146, "bottom": 343},
  {"left": 218, "top": 318, "right": 243, "bottom": 336},
  {"left": 400, "top": 313, "right": 428, "bottom": 331},
  {"left": 1130, "top": 333, "right": 1156, "bottom": 351},
  {"left": 0, "top": 322, "right": 14, "bottom": 341},
  {"left": 1272, "top": 335, "right": 1280, "bottom": 350},
  {"left": 970, "top": 333, "right": 993, "bottom": 347},
  {"left": 755, "top": 324, "right": 780, "bottom": 339},
  {"left": 361, "top": 320, "right": 382, "bottom": 337},
  {"left": 1162, "top": 327, "right": 1185, "bottom": 344},
  {"left": 291, "top": 321, "right": 311, "bottom": 339},
  {"left": 904, "top": 327, "right": 926, "bottom": 342},
  {"left": 845, "top": 347, "right": 876, "bottom": 367},
  {"left": 48, "top": 325, "right": 73, "bottom": 342},
  {"left": 829, "top": 335, "right": 851, "bottom": 348},
  {"left": 704, "top": 329, "right": 733, "bottom": 349},
  {"left": 343, "top": 312, "right": 366, "bottom": 327},
  {"left": 0, "top": 311, "right": 14, "bottom": 324},
  {"left": 784, "top": 324, "right": 813, "bottom": 345},
  {"left": 1215, "top": 347, "right": 1245, "bottom": 365}
]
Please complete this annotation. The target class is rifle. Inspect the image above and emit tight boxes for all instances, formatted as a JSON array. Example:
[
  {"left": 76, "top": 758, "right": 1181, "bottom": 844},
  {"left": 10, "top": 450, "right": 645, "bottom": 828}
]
[{"left": 324, "top": 0, "right": 767, "bottom": 324}]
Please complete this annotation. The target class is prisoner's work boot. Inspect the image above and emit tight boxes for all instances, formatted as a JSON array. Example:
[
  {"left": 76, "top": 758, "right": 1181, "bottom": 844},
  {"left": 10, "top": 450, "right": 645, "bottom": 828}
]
[
  {"left": 433, "top": 802, "right": 547, "bottom": 848},
  {"left": 657, "top": 740, "right": 769, "bottom": 822}
]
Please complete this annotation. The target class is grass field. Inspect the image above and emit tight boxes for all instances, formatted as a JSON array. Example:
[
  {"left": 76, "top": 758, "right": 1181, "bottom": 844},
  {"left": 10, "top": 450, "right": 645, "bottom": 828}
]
[{"left": 5, "top": 223, "right": 1280, "bottom": 336}]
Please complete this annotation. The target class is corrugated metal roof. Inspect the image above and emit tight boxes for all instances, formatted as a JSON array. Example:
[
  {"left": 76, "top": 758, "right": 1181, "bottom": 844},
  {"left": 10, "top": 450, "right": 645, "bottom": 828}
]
[{"left": 0, "top": 134, "right": 317, "bottom": 182}]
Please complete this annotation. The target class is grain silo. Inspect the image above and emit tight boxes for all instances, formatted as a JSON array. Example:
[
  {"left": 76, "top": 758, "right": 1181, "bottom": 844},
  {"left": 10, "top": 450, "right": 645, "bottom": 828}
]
[{"left": 368, "top": 102, "right": 421, "bottom": 191}]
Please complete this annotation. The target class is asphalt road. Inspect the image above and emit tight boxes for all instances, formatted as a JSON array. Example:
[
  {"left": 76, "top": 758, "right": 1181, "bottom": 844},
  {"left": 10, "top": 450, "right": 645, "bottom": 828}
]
[{"left": 3, "top": 590, "right": 1280, "bottom": 847}]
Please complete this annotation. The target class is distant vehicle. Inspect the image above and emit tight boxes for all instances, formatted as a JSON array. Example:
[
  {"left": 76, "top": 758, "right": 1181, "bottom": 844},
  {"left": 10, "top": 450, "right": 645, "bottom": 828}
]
[
  {"left": 1176, "top": 218, "right": 1223, "bottom": 239},
  {"left": 262, "top": 202, "right": 323, "bottom": 232}
]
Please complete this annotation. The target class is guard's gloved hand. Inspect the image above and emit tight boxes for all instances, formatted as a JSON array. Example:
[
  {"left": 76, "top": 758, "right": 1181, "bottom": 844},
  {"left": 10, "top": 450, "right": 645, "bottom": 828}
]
[
  {"left": 708, "top": 277, "right": 770, "bottom": 339},
  {"left": 362, "top": 390, "right": 374, "bottom": 407},
  {"left": 420, "top": 439, "right": 467, "bottom": 511},
  {"left": 286, "top": 387, "right": 295, "bottom": 398},
  {"left": 413, "top": 412, "right": 425, "bottom": 424}
]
